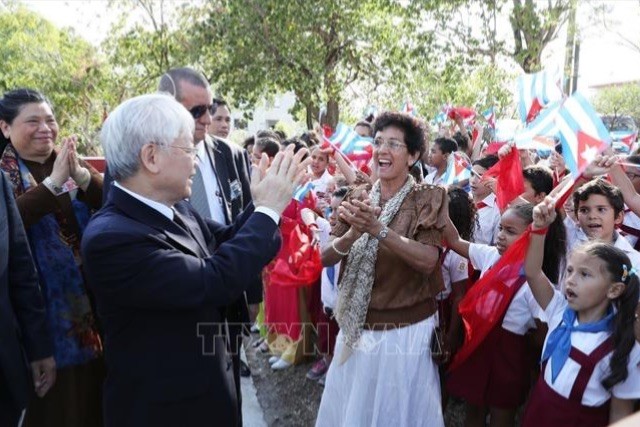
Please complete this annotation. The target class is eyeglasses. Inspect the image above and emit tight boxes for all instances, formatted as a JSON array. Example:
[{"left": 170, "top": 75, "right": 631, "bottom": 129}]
[
  {"left": 373, "top": 138, "right": 407, "bottom": 151},
  {"left": 188, "top": 104, "right": 216, "bottom": 119},
  {"left": 626, "top": 172, "right": 640, "bottom": 180},
  {"left": 170, "top": 144, "right": 198, "bottom": 158}
]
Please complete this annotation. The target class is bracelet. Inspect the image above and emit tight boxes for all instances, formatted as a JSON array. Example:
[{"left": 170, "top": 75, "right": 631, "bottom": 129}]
[
  {"left": 529, "top": 225, "right": 548, "bottom": 235},
  {"left": 331, "top": 239, "right": 350, "bottom": 256}
]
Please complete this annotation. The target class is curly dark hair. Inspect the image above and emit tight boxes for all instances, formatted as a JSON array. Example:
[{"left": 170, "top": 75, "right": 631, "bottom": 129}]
[
  {"left": 573, "top": 178, "right": 624, "bottom": 217},
  {"left": 523, "top": 165, "right": 553, "bottom": 196},
  {"left": 575, "top": 242, "right": 640, "bottom": 390},
  {"left": 372, "top": 111, "right": 427, "bottom": 158},
  {"left": 448, "top": 187, "right": 476, "bottom": 241}
]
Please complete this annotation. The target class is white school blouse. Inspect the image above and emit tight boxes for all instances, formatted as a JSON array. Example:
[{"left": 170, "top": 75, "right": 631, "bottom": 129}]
[
  {"left": 436, "top": 249, "right": 468, "bottom": 301},
  {"left": 469, "top": 243, "right": 545, "bottom": 335},
  {"left": 473, "top": 194, "right": 500, "bottom": 246},
  {"left": 541, "top": 291, "right": 640, "bottom": 406}
]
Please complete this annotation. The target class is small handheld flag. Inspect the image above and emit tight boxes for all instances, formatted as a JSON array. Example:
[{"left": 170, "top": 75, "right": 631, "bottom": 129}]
[{"left": 443, "top": 152, "right": 472, "bottom": 185}]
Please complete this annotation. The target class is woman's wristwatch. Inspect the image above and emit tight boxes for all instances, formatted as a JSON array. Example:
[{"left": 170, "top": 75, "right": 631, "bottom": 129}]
[{"left": 375, "top": 225, "right": 389, "bottom": 241}]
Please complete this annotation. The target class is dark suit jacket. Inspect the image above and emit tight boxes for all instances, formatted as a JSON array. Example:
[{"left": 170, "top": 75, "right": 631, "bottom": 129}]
[
  {"left": 81, "top": 186, "right": 280, "bottom": 427},
  {"left": 103, "top": 137, "right": 260, "bottom": 306},
  {"left": 0, "top": 171, "right": 52, "bottom": 412}
]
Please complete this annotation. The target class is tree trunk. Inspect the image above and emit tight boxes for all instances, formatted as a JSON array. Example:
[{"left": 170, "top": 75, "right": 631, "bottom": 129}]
[
  {"left": 325, "top": 99, "right": 339, "bottom": 130},
  {"left": 563, "top": 0, "right": 578, "bottom": 94}
]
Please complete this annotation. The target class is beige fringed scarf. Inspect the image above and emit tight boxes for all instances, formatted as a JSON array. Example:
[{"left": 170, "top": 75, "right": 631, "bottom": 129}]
[{"left": 335, "top": 175, "right": 415, "bottom": 363}]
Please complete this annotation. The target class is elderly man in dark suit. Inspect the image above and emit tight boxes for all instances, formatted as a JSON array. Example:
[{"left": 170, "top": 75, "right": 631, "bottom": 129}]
[
  {"left": 0, "top": 171, "right": 54, "bottom": 427},
  {"left": 81, "top": 93, "right": 307, "bottom": 427}
]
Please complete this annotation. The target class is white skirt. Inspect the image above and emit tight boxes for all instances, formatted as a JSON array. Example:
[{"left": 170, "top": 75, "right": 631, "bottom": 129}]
[{"left": 315, "top": 315, "right": 444, "bottom": 427}]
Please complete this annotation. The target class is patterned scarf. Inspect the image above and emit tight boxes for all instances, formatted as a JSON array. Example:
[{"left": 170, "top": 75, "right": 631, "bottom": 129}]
[
  {"left": 542, "top": 307, "right": 614, "bottom": 383},
  {"left": 335, "top": 175, "right": 415, "bottom": 363}
]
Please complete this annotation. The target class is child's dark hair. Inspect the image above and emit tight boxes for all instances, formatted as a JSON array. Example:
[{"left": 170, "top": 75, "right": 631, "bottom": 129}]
[
  {"left": 523, "top": 165, "right": 553, "bottom": 196},
  {"left": 300, "top": 131, "right": 320, "bottom": 147},
  {"left": 282, "top": 137, "right": 308, "bottom": 155},
  {"left": 578, "top": 242, "right": 640, "bottom": 389},
  {"left": 472, "top": 154, "right": 499, "bottom": 170},
  {"left": 242, "top": 136, "right": 255, "bottom": 150},
  {"left": 433, "top": 137, "right": 458, "bottom": 155},
  {"left": 452, "top": 131, "right": 471, "bottom": 153},
  {"left": 573, "top": 178, "right": 624, "bottom": 217},
  {"left": 448, "top": 187, "right": 476, "bottom": 241},
  {"left": 509, "top": 203, "right": 566, "bottom": 283}
]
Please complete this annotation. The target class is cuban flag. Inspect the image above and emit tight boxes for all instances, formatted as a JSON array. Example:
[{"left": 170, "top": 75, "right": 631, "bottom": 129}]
[
  {"left": 610, "top": 130, "right": 638, "bottom": 153},
  {"left": 513, "top": 101, "right": 561, "bottom": 151},
  {"left": 325, "top": 123, "right": 374, "bottom": 168},
  {"left": 555, "top": 93, "right": 611, "bottom": 177},
  {"left": 401, "top": 101, "right": 416, "bottom": 116},
  {"left": 293, "top": 181, "right": 315, "bottom": 202},
  {"left": 518, "top": 69, "right": 564, "bottom": 124},
  {"left": 442, "top": 152, "right": 472, "bottom": 185},
  {"left": 481, "top": 107, "right": 496, "bottom": 129}
]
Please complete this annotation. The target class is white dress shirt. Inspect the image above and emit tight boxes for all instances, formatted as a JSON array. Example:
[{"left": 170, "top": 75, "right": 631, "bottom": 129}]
[{"left": 196, "top": 141, "right": 227, "bottom": 225}]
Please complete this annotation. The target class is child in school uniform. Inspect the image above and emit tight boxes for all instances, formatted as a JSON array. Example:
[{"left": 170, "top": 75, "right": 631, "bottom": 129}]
[
  {"left": 437, "top": 187, "right": 475, "bottom": 353},
  {"left": 435, "top": 187, "right": 475, "bottom": 407},
  {"left": 304, "top": 188, "right": 347, "bottom": 384},
  {"left": 567, "top": 179, "right": 640, "bottom": 268},
  {"left": 424, "top": 137, "right": 458, "bottom": 186},
  {"left": 469, "top": 155, "right": 500, "bottom": 245},
  {"left": 524, "top": 197, "right": 640, "bottom": 426},
  {"left": 443, "top": 202, "right": 567, "bottom": 427},
  {"left": 615, "top": 155, "right": 640, "bottom": 249}
]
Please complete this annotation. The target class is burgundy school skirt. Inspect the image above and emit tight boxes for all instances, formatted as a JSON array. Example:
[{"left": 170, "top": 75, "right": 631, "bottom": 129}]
[
  {"left": 522, "top": 373, "right": 609, "bottom": 427},
  {"left": 446, "top": 326, "right": 531, "bottom": 408}
]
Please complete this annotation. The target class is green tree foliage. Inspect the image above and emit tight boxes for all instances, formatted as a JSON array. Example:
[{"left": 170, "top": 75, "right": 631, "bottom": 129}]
[
  {"left": 0, "top": 4, "right": 112, "bottom": 153},
  {"left": 101, "top": 0, "right": 198, "bottom": 101},
  {"left": 187, "top": 0, "right": 432, "bottom": 129},
  {"left": 419, "top": 0, "right": 571, "bottom": 73},
  {"left": 592, "top": 83, "right": 640, "bottom": 126}
]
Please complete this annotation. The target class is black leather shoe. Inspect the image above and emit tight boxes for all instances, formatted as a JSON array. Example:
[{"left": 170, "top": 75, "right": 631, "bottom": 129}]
[{"left": 240, "top": 360, "right": 251, "bottom": 377}]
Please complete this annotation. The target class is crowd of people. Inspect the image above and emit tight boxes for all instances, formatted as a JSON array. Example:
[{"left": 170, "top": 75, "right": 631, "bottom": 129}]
[{"left": 2, "top": 64, "right": 640, "bottom": 427}]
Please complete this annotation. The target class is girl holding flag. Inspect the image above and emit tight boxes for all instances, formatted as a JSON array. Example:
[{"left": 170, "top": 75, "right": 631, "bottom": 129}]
[
  {"left": 523, "top": 196, "right": 640, "bottom": 426},
  {"left": 259, "top": 137, "right": 323, "bottom": 370},
  {"left": 442, "top": 201, "right": 565, "bottom": 427}
]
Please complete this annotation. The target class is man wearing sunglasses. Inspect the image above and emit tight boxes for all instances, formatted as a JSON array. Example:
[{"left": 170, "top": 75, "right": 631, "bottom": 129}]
[{"left": 156, "top": 67, "right": 258, "bottom": 425}]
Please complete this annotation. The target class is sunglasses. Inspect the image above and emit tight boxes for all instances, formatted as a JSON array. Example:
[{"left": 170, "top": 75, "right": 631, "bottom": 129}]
[{"left": 189, "top": 103, "right": 218, "bottom": 119}]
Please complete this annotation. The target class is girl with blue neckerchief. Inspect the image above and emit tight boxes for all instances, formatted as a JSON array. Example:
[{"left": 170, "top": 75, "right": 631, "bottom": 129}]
[{"left": 524, "top": 196, "right": 640, "bottom": 426}]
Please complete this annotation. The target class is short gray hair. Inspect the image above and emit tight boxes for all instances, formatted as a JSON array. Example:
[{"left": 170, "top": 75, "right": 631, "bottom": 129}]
[
  {"left": 101, "top": 93, "right": 195, "bottom": 180},
  {"left": 158, "top": 67, "right": 209, "bottom": 102}
]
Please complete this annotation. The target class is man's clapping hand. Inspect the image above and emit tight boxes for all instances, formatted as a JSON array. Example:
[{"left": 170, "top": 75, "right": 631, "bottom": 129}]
[{"left": 251, "top": 145, "right": 311, "bottom": 215}]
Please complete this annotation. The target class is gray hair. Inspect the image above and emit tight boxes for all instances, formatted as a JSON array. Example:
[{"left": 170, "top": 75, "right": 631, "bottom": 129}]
[
  {"left": 158, "top": 67, "right": 209, "bottom": 102},
  {"left": 101, "top": 93, "right": 195, "bottom": 180}
]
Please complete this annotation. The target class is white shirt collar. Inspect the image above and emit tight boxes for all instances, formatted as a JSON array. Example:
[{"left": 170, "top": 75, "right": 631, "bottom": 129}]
[
  {"left": 113, "top": 181, "right": 174, "bottom": 220},
  {"left": 196, "top": 139, "right": 208, "bottom": 162},
  {"left": 481, "top": 193, "right": 497, "bottom": 207}
]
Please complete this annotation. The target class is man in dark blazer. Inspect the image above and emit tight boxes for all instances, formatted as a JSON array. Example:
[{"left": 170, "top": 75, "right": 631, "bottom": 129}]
[
  {"left": 0, "top": 171, "right": 55, "bottom": 426},
  {"left": 81, "top": 93, "right": 307, "bottom": 427}
]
